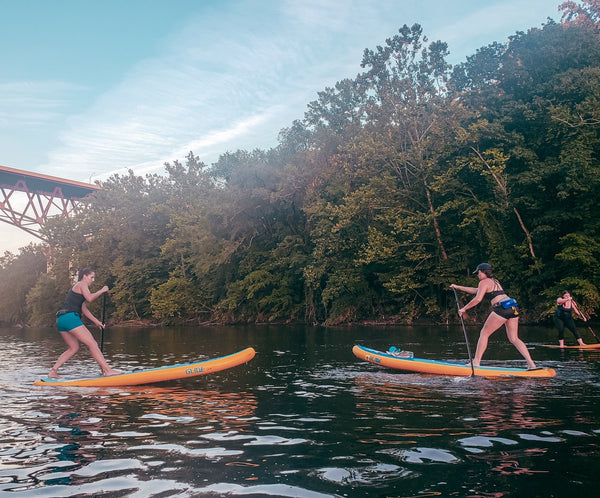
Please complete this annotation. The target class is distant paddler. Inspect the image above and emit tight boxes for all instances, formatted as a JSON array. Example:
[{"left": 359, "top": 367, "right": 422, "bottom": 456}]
[{"left": 554, "top": 290, "right": 587, "bottom": 347}]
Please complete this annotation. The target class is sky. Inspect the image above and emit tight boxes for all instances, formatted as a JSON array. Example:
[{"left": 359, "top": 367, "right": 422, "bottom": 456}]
[{"left": 0, "top": 0, "right": 563, "bottom": 253}]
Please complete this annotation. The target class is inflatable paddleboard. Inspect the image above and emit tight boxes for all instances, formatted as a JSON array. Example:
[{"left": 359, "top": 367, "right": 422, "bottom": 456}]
[
  {"left": 541, "top": 343, "right": 600, "bottom": 350},
  {"left": 34, "top": 347, "right": 256, "bottom": 387},
  {"left": 353, "top": 345, "right": 556, "bottom": 378}
]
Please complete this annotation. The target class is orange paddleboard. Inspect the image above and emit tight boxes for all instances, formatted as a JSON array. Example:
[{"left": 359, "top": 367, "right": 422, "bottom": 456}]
[
  {"left": 34, "top": 347, "right": 256, "bottom": 387},
  {"left": 541, "top": 343, "right": 600, "bottom": 350},
  {"left": 353, "top": 345, "right": 556, "bottom": 378}
]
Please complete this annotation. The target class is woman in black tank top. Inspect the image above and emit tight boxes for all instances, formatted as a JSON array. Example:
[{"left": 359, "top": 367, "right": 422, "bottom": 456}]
[
  {"left": 48, "top": 268, "right": 123, "bottom": 379},
  {"left": 553, "top": 290, "right": 586, "bottom": 347},
  {"left": 450, "top": 262, "right": 537, "bottom": 369}
]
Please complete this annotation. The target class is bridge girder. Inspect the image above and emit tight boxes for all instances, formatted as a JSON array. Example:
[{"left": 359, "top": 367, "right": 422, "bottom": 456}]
[{"left": 0, "top": 165, "right": 101, "bottom": 241}]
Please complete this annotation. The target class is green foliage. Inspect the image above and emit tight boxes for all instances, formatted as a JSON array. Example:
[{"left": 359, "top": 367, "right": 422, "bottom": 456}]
[
  {"left": 3, "top": 17, "right": 600, "bottom": 325},
  {"left": 25, "top": 273, "right": 63, "bottom": 326},
  {"left": 0, "top": 245, "right": 47, "bottom": 325},
  {"left": 150, "top": 274, "right": 211, "bottom": 323}
]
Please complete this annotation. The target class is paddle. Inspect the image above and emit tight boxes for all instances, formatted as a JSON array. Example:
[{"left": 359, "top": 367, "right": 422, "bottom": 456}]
[
  {"left": 573, "top": 300, "right": 600, "bottom": 343},
  {"left": 586, "top": 325, "right": 600, "bottom": 343},
  {"left": 100, "top": 292, "right": 106, "bottom": 352},
  {"left": 452, "top": 288, "right": 475, "bottom": 376}
]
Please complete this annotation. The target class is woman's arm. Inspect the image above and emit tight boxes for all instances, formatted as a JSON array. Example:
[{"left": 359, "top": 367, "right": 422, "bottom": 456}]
[
  {"left": 450, "top": 284, "right": 478, "bottom": 295},
  {"left": 571, "top": 300, "right": 587, "bottom": 321},
  {"left": 79, "top": 283, "right": 109, "bottom": 303},
  {"left": 458, "top": 281, "right": 489, "bottom": 315},
  {"left": 81, "top": 302, "right": 103, "bottom": 328}
]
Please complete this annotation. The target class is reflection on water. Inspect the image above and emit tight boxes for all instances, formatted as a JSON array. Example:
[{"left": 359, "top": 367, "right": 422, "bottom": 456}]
[
  {"left": 0, "top": 325, "right": 599, "bottom": 496},
  {"left": 0, "top": 384, "right": 259, "bottom": 496}
]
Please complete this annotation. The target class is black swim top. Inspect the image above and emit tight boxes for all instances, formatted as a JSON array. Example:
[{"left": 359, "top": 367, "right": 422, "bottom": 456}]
[
  {"left": 62, "top": 287, "right": 86, "bottom": 313},
  {"left": 484, "top": 279, "right": 505, "bottom": 301},
  {"left": 556, "top": 304, "right": 572, "bottom": 316}
]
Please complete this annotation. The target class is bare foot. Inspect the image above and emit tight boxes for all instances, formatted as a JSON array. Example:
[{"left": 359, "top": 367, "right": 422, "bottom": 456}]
[
  {"left": 47, "top": 369, "right": 62, "bottom": 379},
  {"left": 103, "top": 369, "right": 124, "bottom": 377}
]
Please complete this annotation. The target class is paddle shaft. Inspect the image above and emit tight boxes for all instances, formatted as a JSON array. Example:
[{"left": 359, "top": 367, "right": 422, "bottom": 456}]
[
  {"left": 100, "top": 293, "right": 106, "bottom": 352},
  {"left": 586, "top": 325, "right": 600, "bottom": 342},
  {"left": 573, "top": 300, "right": 600, "bottom": 343},
  {"left": 452, "top": 288, "right": 475, "bottom": 376}
]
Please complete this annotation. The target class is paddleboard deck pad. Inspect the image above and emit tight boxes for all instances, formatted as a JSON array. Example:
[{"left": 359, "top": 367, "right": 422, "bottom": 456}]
[
  {"left": 541, "top": 343, "right": 600, "bottom": 349},
  {"left": 34, "top": 347, "right": 256, "bottom": 387},
  {"left": 353, "top": 345, "right": 556, "bottom": 378}
]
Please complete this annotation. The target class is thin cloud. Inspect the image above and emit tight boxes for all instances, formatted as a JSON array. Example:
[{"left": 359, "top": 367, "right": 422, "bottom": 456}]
[
  {"left": 0, "top": 80, "right": 85, "bottom": 126},
  {"left": 92, "top": 111, "right": 277, "bottom": 181},
  {"left": 40, "top": 8, "right": 345, "bottom": 181}
]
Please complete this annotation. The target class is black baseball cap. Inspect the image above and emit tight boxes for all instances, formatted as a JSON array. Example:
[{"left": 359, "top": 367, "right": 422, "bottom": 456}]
[{"left": 473, "top": 262, "right": 492, "bottom": 274}]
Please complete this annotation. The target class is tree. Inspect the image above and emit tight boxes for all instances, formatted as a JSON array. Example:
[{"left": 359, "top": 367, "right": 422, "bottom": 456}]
[
  {"left": 561, "top": 0, "right": 600, "bottom": 28},
  {"left": 0, "top": 245, "right": 47, "bottom": 325}
]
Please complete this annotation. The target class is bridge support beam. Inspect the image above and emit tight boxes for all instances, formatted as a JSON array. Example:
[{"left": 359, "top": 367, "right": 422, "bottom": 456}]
[{"left": 0, "top": 165, "right": 100, "bottom": 241}]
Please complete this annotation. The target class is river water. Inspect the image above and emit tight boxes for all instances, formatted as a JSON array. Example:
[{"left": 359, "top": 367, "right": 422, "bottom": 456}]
[{"left": 0, "top": 324, "right": 599, "bottom": 497}]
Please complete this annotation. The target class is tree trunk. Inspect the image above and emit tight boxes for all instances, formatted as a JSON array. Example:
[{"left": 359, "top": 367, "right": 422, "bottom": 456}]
[{"left": 424, "top": 179, "right": 448, "bottom": 260}]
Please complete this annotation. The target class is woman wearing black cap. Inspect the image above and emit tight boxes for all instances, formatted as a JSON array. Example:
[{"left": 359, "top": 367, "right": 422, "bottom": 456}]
[{"left": 450, "top": 263, "right": 537, "bottom": 369}]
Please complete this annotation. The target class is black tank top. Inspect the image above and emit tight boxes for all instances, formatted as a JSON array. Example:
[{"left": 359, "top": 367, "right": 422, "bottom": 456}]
[
  {"left": 62, "top": 288, "right": 86, "bottom": 313},
  {"left": 484, "top": 279, "right": 505, "bottom": 301},
  {"left": 555, "top": 304, "right": 572, "bottom": 317}
]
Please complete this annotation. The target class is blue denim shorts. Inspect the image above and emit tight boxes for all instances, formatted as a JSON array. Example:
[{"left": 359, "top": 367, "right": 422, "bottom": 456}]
[{"left": 57, "top": 312, "right": 83, "bottom": 332}]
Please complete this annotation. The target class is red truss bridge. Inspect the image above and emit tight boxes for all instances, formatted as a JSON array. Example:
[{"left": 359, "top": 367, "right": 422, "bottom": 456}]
[{"left": 0, "top": 165, "right": 101, "bottom": 241}]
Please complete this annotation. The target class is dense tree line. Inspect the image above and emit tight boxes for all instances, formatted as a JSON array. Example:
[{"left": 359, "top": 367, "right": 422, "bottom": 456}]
[{"left": 2, "top": 5, "right": 599, "bottom": 327}]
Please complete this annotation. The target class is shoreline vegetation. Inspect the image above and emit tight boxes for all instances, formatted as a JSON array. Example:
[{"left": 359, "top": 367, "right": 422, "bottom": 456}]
[
  {"left": 3, "top": 313, "right": 595, "bottom": 330},
  {"left": 2, "top": 3, "right": 600, "bottom": 329}
]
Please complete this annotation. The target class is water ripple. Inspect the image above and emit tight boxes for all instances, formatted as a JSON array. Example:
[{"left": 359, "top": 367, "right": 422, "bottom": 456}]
[
  {"left": 129, "top": 442, "right": 244, "bottom": 460},
  {"left": 381, "top": 447, "right": 461, "bottom": 464},
  {"left": 2, "top": 326, "right": 600, "bottom": 497},
  {"left": 198, "top": 482, "right": 335, "bottom": 497}
]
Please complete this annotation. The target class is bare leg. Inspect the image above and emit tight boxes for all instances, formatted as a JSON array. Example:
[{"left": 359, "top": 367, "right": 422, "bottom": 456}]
[
  {"left": 472, "top": 313, "right": 505, "bottom": 366},
  {"left": 61, "top": 325, "right": 122, "bottom": 376},
  {"left": 48, "top": 331, "right": 81, "bottom": 378},
  {"left": 505, "top": 317, "right": 537, "bottom": 368}
]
